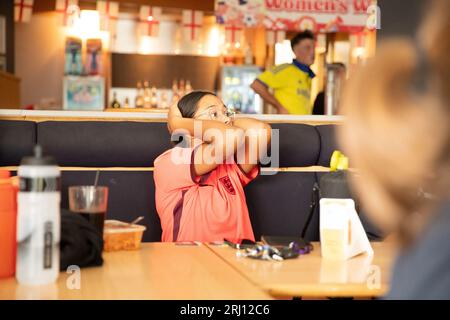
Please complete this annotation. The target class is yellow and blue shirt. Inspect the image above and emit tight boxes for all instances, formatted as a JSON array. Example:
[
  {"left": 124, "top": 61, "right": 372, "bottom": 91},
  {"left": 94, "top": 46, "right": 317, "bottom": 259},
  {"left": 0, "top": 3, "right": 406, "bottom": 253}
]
[{"left": 257, "top": 59, "right": 315, "bottom": 115}]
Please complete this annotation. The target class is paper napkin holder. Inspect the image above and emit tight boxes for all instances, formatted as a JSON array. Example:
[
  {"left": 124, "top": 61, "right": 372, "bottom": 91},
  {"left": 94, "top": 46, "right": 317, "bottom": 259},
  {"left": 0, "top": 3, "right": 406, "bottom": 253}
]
[{"left": 320, "top": 198, "right": 373, "bottom": 260}]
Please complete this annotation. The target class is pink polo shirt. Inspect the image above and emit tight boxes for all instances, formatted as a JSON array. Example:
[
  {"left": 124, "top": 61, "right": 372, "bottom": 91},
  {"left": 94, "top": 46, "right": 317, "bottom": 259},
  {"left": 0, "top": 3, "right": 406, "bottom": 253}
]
[{"left": 154, "top": 142, "right": 259, "bottom": 242}]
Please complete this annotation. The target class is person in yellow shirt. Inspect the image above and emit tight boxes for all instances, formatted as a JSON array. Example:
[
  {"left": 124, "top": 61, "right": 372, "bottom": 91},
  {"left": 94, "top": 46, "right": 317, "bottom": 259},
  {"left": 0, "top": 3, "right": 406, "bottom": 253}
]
[{"left": 250, "top": 30, "right": 316, "bottom": 114}]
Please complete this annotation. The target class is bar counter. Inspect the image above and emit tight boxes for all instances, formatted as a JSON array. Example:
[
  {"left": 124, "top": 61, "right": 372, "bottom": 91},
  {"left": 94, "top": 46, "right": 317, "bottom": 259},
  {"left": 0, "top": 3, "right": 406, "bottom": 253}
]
[{"left": 0, "top": 109, "right": 344, "bottom": 125}]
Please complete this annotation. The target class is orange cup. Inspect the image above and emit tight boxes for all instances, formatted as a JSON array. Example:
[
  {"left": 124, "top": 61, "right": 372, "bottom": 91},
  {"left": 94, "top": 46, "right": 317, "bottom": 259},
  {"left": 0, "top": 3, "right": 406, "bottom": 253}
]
[{"left": 0, "top": 171, "right": 17, "bottom": 279}]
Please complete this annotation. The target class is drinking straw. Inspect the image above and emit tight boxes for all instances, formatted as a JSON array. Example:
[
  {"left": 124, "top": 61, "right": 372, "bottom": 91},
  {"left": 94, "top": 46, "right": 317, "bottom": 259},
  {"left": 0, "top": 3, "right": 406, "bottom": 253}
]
[{"left": 94, "top": 169, "right": 100, "bottom": 187}]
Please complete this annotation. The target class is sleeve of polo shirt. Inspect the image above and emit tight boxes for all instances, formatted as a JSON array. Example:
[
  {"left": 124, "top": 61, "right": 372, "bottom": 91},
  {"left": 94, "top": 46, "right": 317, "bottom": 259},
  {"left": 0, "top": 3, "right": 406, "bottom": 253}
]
[
  {"left": 233, "top": 163, "right": 260, "bottom": 187},
  {"left": 154, "top": 145, "right": 202, "bottom": 192},
  {"left": 256, "top": 67, "right": 283, "bottom": 90}
]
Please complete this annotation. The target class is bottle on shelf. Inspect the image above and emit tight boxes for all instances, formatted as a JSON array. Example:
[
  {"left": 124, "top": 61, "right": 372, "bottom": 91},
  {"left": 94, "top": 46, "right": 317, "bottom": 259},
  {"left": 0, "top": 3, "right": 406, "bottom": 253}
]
[
  {"left": 160, "top": 91, "right": 169, "bottom": 109},
  {"left": 150, "top": 86, "right": 158, "bottom": 108},
  {"left": 172, "top": 79, "right": 180, "bottom": 104},
  {"left": 111, "top": 92, "right": 121, "bottom": 109},
  {"left": 123, "top": 97, "right": 130, "bottom": 108},
  {"left": 185, "top": 80, "right": 193, "bottom": 94},
  {"left": 244, "top": 45, "right": 254, "bottom": 65},
  {"left": 179, "top": 78, "right": 186, "bottom": 98},
  {"left": 135, "top": 81, "right": 144, "bottom": 108},
  {"left": 143, "top": 81, "right": 151, "bottom": 108}
]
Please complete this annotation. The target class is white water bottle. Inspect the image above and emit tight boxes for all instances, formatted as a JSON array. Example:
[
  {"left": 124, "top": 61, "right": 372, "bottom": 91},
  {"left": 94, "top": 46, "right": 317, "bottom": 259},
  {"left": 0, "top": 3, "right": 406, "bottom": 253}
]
[{"left": 16, "top": 145, "right": 61, "bottom": 285}]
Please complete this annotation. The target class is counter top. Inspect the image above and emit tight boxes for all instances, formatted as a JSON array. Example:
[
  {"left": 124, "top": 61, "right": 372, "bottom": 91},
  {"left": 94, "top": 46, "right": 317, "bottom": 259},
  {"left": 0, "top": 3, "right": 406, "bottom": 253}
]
[
  {"left": 0, "top": 109, "right": 344, "bottom": 125},
  {"left": 105, "top": 107, "right": 169, "bottom": 113}
]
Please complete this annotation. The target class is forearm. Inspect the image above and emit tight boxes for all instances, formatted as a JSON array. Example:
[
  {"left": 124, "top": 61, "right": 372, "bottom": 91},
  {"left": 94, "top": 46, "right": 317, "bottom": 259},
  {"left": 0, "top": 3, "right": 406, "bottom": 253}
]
[
  {"left": 251, "top": 81, "right": 287, "bottom": 112},
  {"left": 168, "top": 116, "right": 245, "bottom": 159},
  {"left": 169, "top": 116, "right": 239, "bottom": 141},
  {"left": 233, "top": 118, "right": 271, "bottom": 166},
  {"left": 261, "top": 91, "right": 285, "bottom": 112},
  {"left": 232, "top": 117, "right": 269, "bottom": 134}
]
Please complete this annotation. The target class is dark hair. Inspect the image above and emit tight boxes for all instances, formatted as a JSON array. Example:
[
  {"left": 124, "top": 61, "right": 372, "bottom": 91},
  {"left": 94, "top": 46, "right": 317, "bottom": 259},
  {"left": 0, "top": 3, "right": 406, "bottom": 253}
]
[
  {"left": 177, "top": 91, "right": 216, "bottom": 118},
  {"left": 290, "top": 30, "right": 315, "bottom": 50},
  {"left": 171, "top": 91, "right": 216, "bottom": 147}
]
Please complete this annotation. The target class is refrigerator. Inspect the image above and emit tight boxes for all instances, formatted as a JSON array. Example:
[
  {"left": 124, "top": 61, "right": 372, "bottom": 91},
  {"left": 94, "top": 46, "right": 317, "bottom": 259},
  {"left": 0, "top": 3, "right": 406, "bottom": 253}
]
[{"left": 220, "top": 65, "right": 263, "bottom": 114}]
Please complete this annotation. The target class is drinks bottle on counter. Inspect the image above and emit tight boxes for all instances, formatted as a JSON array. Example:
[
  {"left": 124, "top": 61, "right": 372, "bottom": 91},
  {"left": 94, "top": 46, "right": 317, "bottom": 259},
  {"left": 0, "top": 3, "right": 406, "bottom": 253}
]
[
  {"left": 16, "top": 145, "right": 61, "bottom": 285},
  {"left": 135, "top": 81, "right": 144, "bottom": 108},
  {"left": 179, "top": 79, "right": 186, "bottom": 97},
  {"left": 185, "top": 80, "right": 193, "bottom": 94},
  {"left": 150, "top": 87, "right": 157, "bottom": 108},
  {"left": 143, "top": 81, "right": 151, "bottom": 108},
  {"left": 123, "top": 97, "right": 130, "bottom": 108},
  {"left": 172, "top": 79, "right": 180, "bottom": 104},
  {"left": 111, "top": 92, "right": 121, "bottom": 109}
]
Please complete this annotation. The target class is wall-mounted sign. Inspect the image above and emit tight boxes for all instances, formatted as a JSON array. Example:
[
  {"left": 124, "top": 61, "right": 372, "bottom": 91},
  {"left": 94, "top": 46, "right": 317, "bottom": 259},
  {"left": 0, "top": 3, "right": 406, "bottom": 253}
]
[
  {"left": 63, "top": 76, "right": 105, "bottom": 111},
  {"left": 216, "top": 0, "right": 376, "bottom": 32},
  {"left": 216, "top": 0, "right": 265, "bottom": 27},
  {"left": 14, "top": 0, "right": 34, "bottom": 23}
]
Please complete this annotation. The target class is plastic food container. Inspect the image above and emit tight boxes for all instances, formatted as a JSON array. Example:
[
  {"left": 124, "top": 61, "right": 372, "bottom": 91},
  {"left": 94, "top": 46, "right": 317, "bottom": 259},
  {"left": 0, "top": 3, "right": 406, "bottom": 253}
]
[{"left": 103, "top": 220, "right": 146, "bottom": 252}]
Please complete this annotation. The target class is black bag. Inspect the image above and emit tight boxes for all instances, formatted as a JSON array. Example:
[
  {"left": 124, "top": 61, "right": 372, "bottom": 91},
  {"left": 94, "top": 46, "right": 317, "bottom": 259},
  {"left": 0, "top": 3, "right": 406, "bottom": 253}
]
[
  {"left": 301, "top": 170, "right": 384, "bottom": 241},
  {"left": 318, "top": 170, "right": 353, "bottom": 199},
  {"left": 60, "top": 209, "right": 104, "bottom": 271}
]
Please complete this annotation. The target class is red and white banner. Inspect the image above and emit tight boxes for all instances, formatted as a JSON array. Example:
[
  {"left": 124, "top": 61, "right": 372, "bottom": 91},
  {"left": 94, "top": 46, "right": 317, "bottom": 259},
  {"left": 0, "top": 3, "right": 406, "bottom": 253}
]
[
  {"left": 55, "top": 0, "right": 79, "bottom": 27},
  {"left": 350, "top": 31, "right": 366, "bottom": 48},
  {"left": 182, "top": 10, "right": 203, "bottom": 41},
  {"left": 216, "top": 0, "right": 376, "bottom": 33},
  {"left": 264, "top": 0, "right": 374, "bottom": 32},
  {"left": 97, "top": 1, "right": 119, "bottom": 36},
  {"left": 14, "top": 0, "right": 33, "bottom": 23},
  {"left": 266, "top": 29, "right": 285, "bottom": 45},
  {"left": 138, "top": 5, "right": 162, "bottom": 37},
  {"left": 225, "top": 24, "right": 242, "bottom": 44},
  {"left": 264, "top": 17, "right": 286, "bottom": 45}
]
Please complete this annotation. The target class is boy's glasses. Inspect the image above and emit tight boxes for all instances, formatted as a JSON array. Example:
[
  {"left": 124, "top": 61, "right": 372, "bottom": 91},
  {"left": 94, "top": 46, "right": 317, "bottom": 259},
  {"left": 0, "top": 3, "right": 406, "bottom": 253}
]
[{"left": 194, "top": 107, "right": 236, "bottom": 121}]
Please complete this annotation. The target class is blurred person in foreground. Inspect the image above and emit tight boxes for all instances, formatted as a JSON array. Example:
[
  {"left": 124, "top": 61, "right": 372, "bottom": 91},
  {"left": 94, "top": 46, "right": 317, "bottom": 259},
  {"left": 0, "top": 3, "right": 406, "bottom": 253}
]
[{"left": 338, "top": 0, "right": 450, "bottom": 299}]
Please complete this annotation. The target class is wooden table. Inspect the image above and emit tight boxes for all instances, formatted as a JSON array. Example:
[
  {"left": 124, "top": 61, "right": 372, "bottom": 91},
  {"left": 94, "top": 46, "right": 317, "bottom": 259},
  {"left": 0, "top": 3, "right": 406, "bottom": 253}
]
[
  {"left": 0, "top": 243, "right": 272, "bottom": 300},
  {"left": 205, "top": 241, "right": 397, "bottom": 298},
  {"left": 0, "top": 242, "right": 396, "bottom": 300}
]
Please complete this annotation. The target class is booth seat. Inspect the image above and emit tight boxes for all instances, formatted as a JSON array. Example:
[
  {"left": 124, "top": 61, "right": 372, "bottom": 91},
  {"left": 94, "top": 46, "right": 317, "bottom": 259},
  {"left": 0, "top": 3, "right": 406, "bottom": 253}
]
[{"left": 0, "top": 119, "right": 381, "bottom": 242}]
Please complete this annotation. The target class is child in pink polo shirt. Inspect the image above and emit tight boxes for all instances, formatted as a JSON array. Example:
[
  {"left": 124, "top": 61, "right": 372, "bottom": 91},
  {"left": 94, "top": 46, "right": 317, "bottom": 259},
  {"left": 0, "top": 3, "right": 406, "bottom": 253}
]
[{"left": 154, "top": 91, "right": 271, "bottom": 242}]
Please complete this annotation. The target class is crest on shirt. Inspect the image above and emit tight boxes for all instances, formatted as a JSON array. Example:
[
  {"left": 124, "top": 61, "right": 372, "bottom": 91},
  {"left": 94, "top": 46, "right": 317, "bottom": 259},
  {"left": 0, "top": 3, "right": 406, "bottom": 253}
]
[{"left": 219, "top": 176, "right": 236, "bottom": 195}]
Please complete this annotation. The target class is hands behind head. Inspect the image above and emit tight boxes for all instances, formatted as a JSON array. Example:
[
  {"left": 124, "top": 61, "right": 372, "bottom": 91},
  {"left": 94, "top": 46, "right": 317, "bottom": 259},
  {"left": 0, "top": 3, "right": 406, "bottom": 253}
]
[{"left": 167, "top": 101, "right": 182, "bottom": 134}]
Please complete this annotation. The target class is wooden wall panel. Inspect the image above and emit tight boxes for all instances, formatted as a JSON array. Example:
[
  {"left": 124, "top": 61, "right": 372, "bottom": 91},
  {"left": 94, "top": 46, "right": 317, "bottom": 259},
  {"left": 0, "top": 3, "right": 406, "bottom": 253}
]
[
  {"left": 0, "top": 71, "right": 20, "bottom": 108},
  {"left": 0, "top": 0, "right": 14, "bottom": 73},
  {"left": 111, "top": 53, "right": 220, "bottom": 91}
]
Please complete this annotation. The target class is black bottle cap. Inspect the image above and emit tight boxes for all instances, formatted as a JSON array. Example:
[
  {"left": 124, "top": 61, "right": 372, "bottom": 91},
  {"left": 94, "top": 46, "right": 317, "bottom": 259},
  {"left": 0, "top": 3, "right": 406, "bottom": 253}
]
[{"left": 20, "top": 145, "right": 57, "bottom": 166}]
